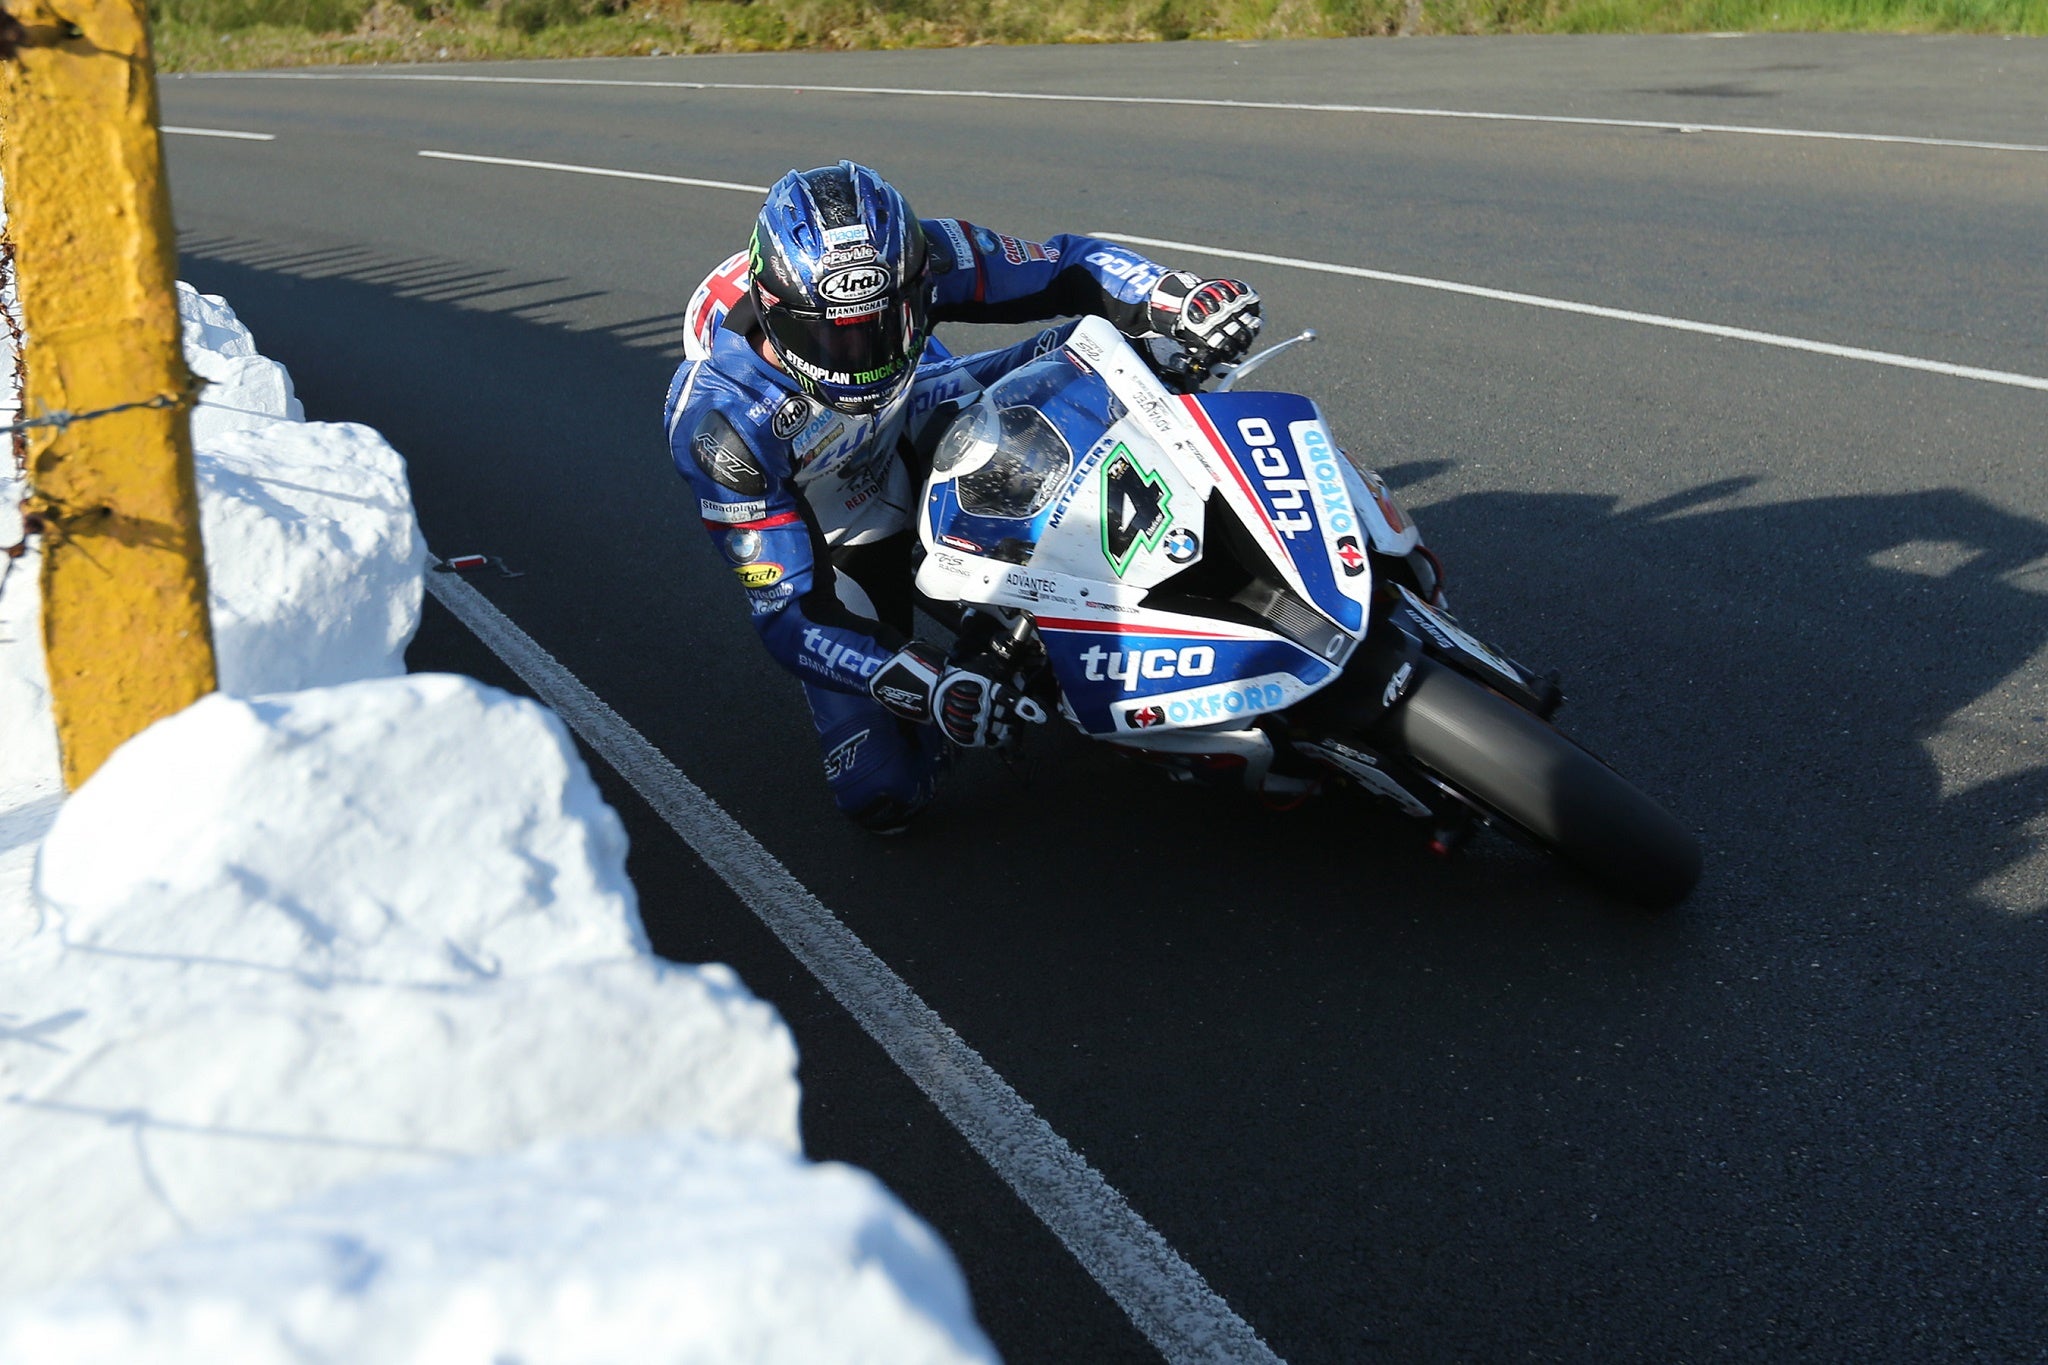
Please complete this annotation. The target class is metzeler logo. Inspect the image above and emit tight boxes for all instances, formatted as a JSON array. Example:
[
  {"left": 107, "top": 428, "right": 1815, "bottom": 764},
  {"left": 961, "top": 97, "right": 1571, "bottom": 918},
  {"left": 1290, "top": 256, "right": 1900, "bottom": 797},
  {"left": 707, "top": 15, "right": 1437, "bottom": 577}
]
[{"left": 818, "top": 266, "right": 891, "bottom": 304}]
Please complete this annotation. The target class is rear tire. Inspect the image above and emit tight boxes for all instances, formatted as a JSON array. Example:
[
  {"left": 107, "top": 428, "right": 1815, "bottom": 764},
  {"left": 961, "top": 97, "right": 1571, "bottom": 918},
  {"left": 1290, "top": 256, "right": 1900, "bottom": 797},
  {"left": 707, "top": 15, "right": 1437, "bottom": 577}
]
[{"left": 1380, "top": 660, "right": 1701, "bottom": 908}]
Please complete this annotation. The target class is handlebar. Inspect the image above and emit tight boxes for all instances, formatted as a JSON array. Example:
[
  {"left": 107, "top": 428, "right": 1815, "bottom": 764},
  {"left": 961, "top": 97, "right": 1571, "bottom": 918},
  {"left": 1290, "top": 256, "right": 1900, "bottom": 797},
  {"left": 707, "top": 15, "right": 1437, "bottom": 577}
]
[
  {"left": 1140, "top": 330, "right": 1321, "bottom": 395},
  {"left": 1140, "top": 336, "right": 1210, "bottom": 395}
]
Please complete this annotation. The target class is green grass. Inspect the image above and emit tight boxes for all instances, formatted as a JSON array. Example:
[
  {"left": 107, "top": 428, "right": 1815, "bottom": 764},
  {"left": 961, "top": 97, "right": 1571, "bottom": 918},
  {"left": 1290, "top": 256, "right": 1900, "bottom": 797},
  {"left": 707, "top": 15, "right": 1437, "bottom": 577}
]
[{"left": 150, "top": 0, "right": 2048, "bottom": 73}]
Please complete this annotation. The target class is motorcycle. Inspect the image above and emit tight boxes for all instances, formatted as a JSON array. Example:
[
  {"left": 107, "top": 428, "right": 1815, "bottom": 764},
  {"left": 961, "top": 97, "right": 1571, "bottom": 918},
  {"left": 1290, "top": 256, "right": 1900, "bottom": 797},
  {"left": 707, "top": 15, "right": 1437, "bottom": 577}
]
[{"left": 910, "top": 316, "right": 1701, "bottom": 909}]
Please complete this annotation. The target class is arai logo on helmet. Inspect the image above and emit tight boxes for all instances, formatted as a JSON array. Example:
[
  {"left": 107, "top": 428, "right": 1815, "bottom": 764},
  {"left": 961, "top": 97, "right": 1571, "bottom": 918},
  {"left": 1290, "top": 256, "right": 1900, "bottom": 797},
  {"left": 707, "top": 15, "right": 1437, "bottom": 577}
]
[{"left": 818, "top": 266, "right": 891, "bottom": 305}]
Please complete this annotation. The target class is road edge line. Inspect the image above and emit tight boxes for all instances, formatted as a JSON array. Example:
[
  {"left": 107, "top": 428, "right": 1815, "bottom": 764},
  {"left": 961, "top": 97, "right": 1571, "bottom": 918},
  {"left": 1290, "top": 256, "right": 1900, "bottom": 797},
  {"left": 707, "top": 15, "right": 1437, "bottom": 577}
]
[{"left": 422, "top": 562, "right": 1286, "bottom": 1365}]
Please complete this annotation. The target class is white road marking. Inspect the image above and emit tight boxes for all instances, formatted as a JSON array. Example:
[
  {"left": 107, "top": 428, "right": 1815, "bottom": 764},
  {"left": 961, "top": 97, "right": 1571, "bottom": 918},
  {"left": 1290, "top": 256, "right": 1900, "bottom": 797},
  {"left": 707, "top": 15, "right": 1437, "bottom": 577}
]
[
  {"left": 422, "top": 562, "right": 1285, "bottom": 1365},
  {"left": 418, "top": 148, "right": 767, "bottom": 194},
  {"left": 1099, "top": 230, "right": 2048, "bottom": 394},
  {"left": 203, "top": 70, "right": 2048, "bottom": 155},
  {"left": 160, "top": 125, "right": 275, "bottom": 141},
  {"left": 413, "top": 145, "right": 2048, "bottom": 394}
]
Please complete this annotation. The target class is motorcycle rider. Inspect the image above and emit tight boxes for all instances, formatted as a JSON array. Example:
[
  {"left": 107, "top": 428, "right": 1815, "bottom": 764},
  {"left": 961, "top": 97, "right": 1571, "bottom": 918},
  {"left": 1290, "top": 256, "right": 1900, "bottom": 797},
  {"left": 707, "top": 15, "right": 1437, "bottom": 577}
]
[{"left": 665, "top": 160, "right": 1263, "bottom": 832}]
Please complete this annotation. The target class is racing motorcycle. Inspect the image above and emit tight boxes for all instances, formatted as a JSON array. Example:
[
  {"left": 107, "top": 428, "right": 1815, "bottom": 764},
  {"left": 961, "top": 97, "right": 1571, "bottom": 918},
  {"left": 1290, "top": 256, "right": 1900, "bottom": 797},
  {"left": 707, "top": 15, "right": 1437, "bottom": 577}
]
[{"left": 910, "top": 316, "right": 1701, "bottom": 909}]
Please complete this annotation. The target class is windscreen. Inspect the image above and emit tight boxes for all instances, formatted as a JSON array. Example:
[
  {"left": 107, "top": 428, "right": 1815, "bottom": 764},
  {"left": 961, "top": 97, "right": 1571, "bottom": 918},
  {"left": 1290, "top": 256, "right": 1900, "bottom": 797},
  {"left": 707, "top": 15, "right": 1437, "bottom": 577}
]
[{"left": 956, "top": 405, "right": 1073, "bottom": 519}]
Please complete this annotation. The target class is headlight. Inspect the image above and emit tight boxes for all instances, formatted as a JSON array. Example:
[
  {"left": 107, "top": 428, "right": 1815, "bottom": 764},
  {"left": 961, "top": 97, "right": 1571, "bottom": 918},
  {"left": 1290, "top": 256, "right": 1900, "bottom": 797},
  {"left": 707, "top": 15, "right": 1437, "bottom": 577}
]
[
  {"left": 931, "top": 397, "right": 1000, "bottom": 476},
  {"left": 956, "top": 406, "right": 1074, "bottom": 520}
]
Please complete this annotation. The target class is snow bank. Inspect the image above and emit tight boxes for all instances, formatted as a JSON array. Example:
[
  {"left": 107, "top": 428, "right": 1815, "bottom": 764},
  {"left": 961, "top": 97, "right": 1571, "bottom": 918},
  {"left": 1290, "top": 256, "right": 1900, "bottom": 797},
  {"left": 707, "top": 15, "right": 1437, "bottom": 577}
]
[
  {"left": 0, "top": 173, "right": 54, "bottom": 957},
  {"left": 0, "top": 237, "right": 997, "bottom": 1360},
  {"left": 0, "top": 1133, "right": 991, "bottom": 1365},
  {"left": 1, "top": 673, "right": 802, "bottom": 1297},
  {"left": 181, "top": 284, "right": 425, "bottom": 693},
  {"left": 181, "top": 281, "right": 305, "bottom": 443}
]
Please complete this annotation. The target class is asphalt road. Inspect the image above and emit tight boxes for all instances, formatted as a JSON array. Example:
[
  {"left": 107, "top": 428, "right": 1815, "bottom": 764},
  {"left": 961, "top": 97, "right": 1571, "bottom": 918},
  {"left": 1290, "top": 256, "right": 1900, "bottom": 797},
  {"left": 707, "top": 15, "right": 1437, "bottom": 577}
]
[{"left": 161, "top": 37, "right": 2048, "bottom": 1363}]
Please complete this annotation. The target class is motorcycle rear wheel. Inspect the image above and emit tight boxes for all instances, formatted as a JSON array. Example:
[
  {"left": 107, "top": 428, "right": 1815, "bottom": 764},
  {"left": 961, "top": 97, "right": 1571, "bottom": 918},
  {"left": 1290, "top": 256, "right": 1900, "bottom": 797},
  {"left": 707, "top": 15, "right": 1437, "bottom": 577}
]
[{"left": 1379, "top": 660, "right": 1702, "bottom": 908}]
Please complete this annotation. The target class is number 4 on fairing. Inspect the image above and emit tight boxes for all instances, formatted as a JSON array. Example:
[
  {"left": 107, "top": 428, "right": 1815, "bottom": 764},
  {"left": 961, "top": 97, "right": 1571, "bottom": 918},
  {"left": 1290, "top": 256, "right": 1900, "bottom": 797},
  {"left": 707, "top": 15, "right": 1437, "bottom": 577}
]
[{"left": 1101, "top": 446, "right": 1172, "bottom": 578}]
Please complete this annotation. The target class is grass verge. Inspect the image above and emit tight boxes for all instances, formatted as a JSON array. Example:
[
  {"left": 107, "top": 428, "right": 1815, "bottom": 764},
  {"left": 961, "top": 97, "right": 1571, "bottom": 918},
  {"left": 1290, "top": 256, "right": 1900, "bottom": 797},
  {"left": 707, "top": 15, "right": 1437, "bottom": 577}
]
[{"left": 154, "top": 0, "right": 2048, "bottom": 73}]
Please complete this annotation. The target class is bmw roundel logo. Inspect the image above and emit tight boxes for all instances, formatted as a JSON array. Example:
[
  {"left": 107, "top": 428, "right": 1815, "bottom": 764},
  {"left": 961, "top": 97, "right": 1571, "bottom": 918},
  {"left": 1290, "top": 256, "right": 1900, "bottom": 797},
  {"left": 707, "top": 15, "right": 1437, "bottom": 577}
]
[
  {"left": 725, "top": 529, "right": 764, "bottom": 564},
  {"left": 1163, "top": 528, "right": 1200, "bottom": 564}
]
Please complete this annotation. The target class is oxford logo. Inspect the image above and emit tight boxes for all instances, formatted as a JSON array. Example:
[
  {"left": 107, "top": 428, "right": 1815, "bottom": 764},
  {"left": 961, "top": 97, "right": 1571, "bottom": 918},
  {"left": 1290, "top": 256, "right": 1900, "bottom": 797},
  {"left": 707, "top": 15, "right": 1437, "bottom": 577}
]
[{"left": 818, "top": 266, "right": 891, "bottom": 304}]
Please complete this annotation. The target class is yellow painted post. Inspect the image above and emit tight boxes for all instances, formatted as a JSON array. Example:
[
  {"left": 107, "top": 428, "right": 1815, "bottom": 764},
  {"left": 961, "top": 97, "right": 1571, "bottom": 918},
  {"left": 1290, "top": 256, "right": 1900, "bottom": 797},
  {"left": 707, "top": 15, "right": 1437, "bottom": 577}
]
[{"left": 0, "top": 0, "right": 216, "bottom": 788}]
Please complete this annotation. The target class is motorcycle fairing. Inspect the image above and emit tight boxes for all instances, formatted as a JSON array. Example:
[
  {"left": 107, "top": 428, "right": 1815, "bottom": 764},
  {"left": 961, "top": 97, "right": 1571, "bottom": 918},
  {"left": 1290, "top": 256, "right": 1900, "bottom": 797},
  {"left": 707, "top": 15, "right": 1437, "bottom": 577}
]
[
  {"left": 1034, "top": 613, "right": 1335, "bottom": 735},
  {"left": 1106, "top": 669, "right": 1325, "bottom": 735},
  {"left": 916, "top": 317, "right": 1367, "bottom": 737},
  {"left": 1175, "top": 391, "right": 1370, "bottom": 634},
  {"left": 1392, "top": 586, "right": 1545, "bottom": 702},
  {"left": 1344, "top": 462, "right": 1421, "bottom": 557}
]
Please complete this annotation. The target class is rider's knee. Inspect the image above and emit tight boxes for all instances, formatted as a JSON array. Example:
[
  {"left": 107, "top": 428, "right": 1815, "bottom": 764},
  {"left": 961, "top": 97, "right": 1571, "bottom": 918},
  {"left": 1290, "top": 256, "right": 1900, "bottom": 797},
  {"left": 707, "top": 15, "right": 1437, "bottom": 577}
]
[{"left": 824, "top": 718, "right": 944, "bottom": 834}]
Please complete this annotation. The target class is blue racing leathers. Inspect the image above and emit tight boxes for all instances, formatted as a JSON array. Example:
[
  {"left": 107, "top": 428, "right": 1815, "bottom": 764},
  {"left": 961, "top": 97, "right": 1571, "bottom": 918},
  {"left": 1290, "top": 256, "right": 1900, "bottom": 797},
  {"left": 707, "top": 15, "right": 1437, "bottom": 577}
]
[{"left": 664, "top": 222, "right": 1177, "bottom": 827}]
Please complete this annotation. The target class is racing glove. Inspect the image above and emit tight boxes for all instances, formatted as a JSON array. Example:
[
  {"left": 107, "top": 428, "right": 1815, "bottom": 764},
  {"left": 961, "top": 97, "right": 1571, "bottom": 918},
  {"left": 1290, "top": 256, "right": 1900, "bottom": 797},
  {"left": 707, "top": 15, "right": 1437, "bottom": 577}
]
[
  {"left": 869, "top": 642, "right": 1046, "bottom": 748},
  {"left": 1147, "top": 272, "right": 1263, "bottom": 367}
]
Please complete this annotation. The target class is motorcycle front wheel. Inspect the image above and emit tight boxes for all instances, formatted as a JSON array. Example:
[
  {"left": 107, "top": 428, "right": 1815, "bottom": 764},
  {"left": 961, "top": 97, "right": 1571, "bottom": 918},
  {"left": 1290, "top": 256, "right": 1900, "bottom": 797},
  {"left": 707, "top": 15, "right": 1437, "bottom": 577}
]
[{"left": 1377, "top": 660, "right": 1702, "bottom": 909}]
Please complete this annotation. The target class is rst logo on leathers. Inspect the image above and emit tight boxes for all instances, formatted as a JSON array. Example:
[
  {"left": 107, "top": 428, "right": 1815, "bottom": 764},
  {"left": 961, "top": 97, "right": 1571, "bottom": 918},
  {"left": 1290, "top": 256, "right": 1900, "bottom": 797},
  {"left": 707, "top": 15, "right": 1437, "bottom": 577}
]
[
  {"left": 691, "top": 413, "right": 767, "bottom": 497},
  {"left": 695, "top": 433, "right": 764, "bottom": 494},
  {"left": 821, "top": 728, "right": 870, "bottom": 780},
  {"left": 818, "top": 266, "right": 891, "bottom": 305}
]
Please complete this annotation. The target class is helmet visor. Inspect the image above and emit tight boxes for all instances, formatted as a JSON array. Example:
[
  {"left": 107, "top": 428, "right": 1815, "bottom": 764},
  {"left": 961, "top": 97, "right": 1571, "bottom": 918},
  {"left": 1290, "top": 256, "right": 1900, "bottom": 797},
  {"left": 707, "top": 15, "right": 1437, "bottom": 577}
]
[{"left": 765, "top": 296, "right": 924, "bottom": 413}]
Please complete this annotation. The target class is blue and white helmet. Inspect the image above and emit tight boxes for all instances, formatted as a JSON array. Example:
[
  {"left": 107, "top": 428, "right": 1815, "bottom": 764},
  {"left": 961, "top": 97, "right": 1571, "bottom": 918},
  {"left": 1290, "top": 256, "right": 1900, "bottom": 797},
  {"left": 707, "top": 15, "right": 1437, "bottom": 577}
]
[{"left": 750, "top": 162, "right": 930, "bottom": 416}]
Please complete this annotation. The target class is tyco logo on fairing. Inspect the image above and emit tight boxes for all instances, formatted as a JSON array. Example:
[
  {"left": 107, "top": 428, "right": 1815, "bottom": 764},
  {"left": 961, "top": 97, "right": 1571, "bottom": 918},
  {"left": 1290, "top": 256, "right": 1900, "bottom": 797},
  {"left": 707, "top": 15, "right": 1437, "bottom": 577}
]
[
  {"left": 1081, "top": 644, "right": 1215, "bottom": 693},
  {"left": 1235, "top": 416, "right": 1313, "bottom": 539}
]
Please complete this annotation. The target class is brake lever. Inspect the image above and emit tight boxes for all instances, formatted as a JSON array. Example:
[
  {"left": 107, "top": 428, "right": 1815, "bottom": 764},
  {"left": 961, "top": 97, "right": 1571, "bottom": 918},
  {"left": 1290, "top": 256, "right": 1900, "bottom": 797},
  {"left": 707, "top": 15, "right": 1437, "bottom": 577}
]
[{"left": 1213, "top": 329, "right": 1319, "bottom": 393}]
